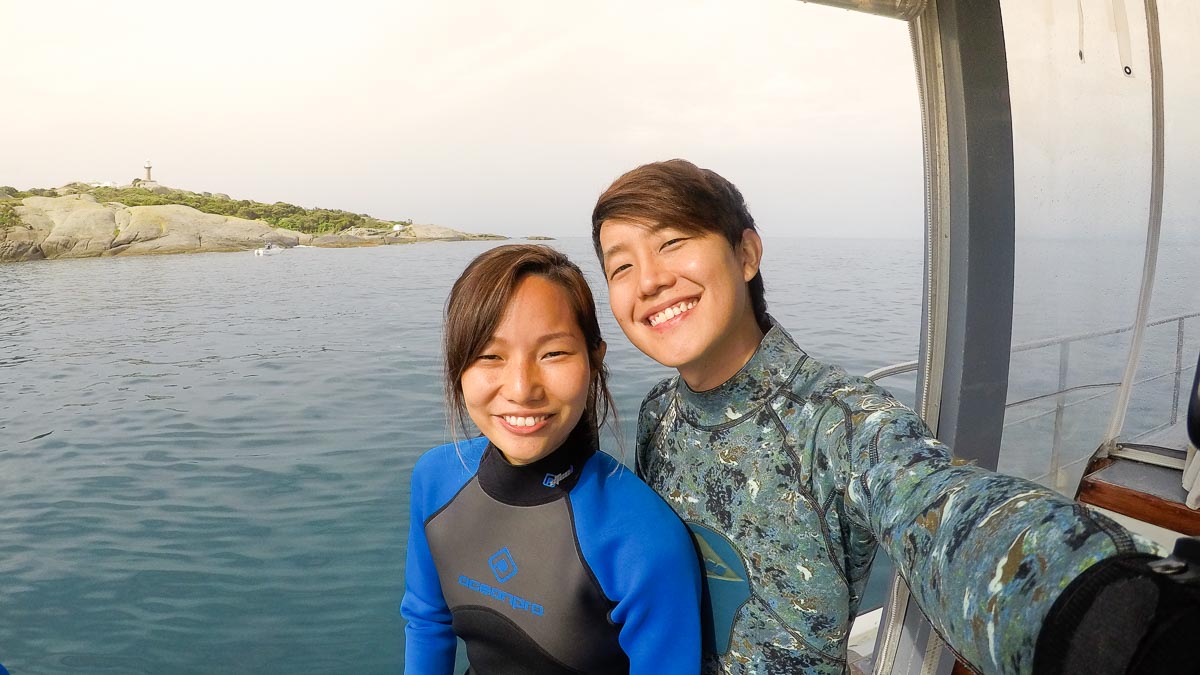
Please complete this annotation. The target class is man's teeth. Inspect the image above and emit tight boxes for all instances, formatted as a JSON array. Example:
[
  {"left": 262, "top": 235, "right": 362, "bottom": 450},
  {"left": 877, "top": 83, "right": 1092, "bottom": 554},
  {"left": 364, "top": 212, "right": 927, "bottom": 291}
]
[
  {"left": 648, "top": 300, "right": 697, "bottom": 327},
  {"left": 503, "top": 415, "right": 546, "bottom": 427}
]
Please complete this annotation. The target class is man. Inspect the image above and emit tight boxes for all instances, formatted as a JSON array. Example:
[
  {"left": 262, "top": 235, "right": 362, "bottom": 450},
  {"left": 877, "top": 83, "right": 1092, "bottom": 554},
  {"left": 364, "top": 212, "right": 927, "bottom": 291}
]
[{"left": 592, "top": 159, "right": 1198, "bottom": 674}]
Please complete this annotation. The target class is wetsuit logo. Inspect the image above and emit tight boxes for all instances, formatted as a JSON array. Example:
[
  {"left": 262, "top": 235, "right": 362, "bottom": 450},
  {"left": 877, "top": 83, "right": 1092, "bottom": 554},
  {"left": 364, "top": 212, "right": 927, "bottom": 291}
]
[
  {"left": 542, "top": 466, "right": 573, "bottom": 488},
  {"left": 488, "top": 547, "right": 518, "bottom": 583},
  {"left": 689, "top": 523, "right": 751, "bottom": 656},
  {"left": 458, "top": 547, "right": 544, "bottom": 615},
  {"left": 457, "top": 575, "right": 545, "bottom": 616}
]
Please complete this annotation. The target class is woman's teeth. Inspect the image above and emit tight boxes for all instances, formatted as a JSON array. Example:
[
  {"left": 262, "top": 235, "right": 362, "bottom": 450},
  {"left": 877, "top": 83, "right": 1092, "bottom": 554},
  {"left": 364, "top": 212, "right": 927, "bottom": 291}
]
[
  {"left": 503, "top": 415, "right": 546, "bottom": 427},
  {"left": 648, "top": 300, "right": 697, "bottom": 327}
]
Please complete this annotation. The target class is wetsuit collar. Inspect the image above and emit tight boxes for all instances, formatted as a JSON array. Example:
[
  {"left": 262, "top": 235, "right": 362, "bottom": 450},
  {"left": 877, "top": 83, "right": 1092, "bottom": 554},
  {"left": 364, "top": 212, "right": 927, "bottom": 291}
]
[
  {"left": 675, "top": 318, "right": 808, "bottom": 428},
  {"left": 477, "top": 419, "right": 595, "bottom": 506}
]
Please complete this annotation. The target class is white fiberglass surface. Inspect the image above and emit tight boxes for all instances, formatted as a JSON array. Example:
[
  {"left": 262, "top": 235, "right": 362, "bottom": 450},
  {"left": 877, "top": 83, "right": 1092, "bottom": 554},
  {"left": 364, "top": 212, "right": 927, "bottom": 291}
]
[{"left": 998, "top": 0, "right": 1200, "bottom": 492}]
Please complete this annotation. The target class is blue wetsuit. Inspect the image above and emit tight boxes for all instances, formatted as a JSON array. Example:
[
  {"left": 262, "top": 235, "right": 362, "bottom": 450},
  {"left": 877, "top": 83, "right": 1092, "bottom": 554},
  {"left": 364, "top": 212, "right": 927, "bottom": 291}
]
[{"left": 401, "top": 424, "right": 702, "bottom": 674}]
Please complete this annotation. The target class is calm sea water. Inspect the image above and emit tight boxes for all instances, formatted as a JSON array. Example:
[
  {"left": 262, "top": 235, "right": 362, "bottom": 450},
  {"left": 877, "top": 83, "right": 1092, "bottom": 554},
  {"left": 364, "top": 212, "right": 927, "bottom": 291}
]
[{"left": 0, "top": 235, "right": 1194, "bottom": 673}]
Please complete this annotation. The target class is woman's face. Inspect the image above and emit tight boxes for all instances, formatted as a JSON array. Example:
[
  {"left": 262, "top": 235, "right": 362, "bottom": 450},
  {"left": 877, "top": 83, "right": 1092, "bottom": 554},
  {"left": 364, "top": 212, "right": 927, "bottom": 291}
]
[{"left": 460, "top": 275, "right": 594, "bottom": 465}]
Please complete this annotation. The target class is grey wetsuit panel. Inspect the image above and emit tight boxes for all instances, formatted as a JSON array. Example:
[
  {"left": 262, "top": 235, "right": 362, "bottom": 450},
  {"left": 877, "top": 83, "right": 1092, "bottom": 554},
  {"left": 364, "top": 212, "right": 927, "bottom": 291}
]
[{"left": 425, "top": 478, "right": 625, "bottom": 673}]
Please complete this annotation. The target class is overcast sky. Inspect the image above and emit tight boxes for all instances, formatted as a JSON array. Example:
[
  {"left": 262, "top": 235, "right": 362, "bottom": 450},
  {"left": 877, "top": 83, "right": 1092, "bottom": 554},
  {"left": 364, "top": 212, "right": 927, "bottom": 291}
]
[{"left": 1, "top": 0, "right": 925, "bottom": 239}]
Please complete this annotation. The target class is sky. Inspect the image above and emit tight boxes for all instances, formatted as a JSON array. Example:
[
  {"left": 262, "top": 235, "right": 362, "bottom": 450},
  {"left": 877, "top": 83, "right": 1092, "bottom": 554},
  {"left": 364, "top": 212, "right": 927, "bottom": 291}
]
[{"left": 0, "top": 0, "right": 925, "bottom": 239}]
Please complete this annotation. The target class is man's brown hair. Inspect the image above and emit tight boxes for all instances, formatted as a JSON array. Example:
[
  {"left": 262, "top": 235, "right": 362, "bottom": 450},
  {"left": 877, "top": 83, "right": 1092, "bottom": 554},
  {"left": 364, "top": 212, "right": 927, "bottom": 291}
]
[{"left": 591, "top": 159, "right": 769, "bottom": 331}]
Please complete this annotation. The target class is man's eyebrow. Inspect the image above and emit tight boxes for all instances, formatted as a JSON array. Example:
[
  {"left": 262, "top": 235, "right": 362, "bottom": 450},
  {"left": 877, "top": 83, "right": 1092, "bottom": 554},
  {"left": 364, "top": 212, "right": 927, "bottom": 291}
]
[
  {"left": 601, "top": 242, "right": 627, "bottom": 262},
  {"left": 601, "top": 221, "right": 675, "bottom": 263}
]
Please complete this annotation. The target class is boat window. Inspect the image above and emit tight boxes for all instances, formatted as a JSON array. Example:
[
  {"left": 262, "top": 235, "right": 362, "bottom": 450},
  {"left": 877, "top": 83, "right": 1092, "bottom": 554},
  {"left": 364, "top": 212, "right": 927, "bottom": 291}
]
[{"left": 997, "top": 0, "right": 1200, "bottom": 492}]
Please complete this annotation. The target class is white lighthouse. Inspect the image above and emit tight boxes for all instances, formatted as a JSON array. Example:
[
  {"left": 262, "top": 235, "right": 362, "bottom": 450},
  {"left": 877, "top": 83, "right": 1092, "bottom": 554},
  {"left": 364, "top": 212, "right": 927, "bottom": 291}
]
[{"left": 134, "top": 160, "right": 161, "bottom": 190}]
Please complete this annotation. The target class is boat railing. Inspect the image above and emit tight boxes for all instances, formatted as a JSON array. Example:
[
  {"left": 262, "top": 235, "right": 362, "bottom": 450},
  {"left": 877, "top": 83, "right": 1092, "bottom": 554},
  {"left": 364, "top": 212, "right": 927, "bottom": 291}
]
[{"left": 866, "top": 310, "right": 1199, "bottom": 488}]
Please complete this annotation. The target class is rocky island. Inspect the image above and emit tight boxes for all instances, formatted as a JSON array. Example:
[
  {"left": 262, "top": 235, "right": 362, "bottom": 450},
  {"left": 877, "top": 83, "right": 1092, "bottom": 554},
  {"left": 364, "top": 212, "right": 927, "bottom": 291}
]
[{"left": 0, "top": 182, "right": 504, "bottom": 263}]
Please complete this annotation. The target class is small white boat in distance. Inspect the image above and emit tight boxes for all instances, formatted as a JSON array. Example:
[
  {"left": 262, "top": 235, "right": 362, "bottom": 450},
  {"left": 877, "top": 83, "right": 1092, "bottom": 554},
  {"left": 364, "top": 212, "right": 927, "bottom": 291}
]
[{"left": 254, "top": 242, "right": 281, "bottom": 256}]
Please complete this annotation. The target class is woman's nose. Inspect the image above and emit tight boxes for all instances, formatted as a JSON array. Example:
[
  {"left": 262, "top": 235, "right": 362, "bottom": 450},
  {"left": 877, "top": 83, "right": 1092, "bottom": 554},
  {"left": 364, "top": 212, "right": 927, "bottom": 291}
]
[{"left": 503, "top": 359, "right": 544, "bottom": 403}]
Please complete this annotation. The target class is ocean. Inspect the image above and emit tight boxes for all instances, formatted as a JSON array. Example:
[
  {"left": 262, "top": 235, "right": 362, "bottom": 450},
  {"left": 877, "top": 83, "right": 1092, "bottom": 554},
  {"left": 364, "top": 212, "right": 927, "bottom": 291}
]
[{"left": 0, "top": 235, "right": 1195, "bottom": 673}]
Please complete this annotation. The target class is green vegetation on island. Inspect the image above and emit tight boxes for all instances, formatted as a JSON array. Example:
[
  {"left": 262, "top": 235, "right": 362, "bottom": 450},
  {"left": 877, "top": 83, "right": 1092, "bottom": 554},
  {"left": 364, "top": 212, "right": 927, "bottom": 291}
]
[
  {"left": 0, "top": 202, "right": 22, "bottom": 230},
  {"left": 0, "top": 183, "right": 410, "bottom": 236},
  {"left": 0, "top": 181, "right": 506, "bottom": 263}
]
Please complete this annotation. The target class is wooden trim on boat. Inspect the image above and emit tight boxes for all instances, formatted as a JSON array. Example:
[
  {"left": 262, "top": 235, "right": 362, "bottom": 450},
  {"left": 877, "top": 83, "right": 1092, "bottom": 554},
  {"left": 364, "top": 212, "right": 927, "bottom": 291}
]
[{"left": 1076, "top": 449, "right": 1200, "bottom": 536}]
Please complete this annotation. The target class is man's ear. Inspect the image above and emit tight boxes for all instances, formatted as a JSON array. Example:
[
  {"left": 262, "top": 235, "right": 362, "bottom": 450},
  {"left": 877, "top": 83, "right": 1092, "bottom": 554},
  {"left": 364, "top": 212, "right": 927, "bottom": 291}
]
[{"left": 738, "top": 229, "right": 763, "bottom": 282}]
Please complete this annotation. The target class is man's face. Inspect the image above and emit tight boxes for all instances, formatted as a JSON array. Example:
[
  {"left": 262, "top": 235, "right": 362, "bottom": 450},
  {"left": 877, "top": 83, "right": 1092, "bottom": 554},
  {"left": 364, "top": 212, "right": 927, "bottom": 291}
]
[{"left": 599, "top": 219, "right": 763, "bottom": 390}]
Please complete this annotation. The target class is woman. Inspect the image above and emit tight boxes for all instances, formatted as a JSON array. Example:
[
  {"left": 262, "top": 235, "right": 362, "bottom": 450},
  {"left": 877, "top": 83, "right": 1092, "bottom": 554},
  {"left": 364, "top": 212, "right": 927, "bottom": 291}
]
[{"left": 401, "top": 244, "right": 701, "bottom": 674}]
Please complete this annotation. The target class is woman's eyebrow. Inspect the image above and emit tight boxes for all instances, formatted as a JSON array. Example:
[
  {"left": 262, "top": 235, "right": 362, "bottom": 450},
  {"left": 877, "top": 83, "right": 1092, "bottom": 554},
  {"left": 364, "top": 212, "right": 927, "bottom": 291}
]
[{"left": 487, "top": 331, "right": 578, "bottom": 345}]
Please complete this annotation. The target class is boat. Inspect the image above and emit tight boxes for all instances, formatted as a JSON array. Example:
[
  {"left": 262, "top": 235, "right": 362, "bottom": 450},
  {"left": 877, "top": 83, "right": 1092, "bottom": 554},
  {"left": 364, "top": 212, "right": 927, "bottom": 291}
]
[
  {"left": 795, "top": 2, "right": 1199, "bottom": 673},
  {"left": 254, "top": 242, "right": 281, "bottom": 256}
]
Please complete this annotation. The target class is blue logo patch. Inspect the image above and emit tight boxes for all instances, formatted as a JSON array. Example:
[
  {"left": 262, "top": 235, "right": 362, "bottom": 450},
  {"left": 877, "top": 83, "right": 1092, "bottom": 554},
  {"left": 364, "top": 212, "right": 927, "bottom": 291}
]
[
  {"left": 542, "top": 466, "right": 573, "bottom": 488},
  {"left": 689, "top": 523, "right": 751, "bottom": 656},
  {"left": 488, "top": 547, "right": 518, "bottom": 583}
]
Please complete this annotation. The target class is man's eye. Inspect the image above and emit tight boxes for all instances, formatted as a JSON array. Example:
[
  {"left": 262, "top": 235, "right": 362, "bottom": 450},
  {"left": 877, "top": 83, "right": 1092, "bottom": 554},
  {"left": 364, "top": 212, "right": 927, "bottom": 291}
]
[
  {"left": 661, "top": 238, "right": 687, "bottom": 251},
  {"left": 608, "top": 263, "right": 631, "bottom": 280}
]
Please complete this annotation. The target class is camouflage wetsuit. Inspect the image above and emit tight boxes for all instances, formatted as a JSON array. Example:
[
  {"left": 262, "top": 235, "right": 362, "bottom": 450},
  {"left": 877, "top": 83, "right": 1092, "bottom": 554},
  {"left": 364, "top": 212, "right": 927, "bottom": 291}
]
[{"left": 636, "top": 322, "right": 1164, "bottom": 674}]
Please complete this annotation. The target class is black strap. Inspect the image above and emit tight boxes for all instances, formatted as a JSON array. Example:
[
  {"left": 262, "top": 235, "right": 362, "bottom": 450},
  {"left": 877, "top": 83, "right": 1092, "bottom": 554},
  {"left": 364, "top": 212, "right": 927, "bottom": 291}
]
[{"left": 1034, "top": 540, "right": 1200, "bottom": 674}]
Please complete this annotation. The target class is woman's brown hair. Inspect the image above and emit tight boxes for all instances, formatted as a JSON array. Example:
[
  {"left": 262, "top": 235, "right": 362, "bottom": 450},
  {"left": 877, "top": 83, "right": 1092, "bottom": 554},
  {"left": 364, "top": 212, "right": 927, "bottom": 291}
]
[{"left": 443, "top": 244, "right": 615, "bottom": 446}]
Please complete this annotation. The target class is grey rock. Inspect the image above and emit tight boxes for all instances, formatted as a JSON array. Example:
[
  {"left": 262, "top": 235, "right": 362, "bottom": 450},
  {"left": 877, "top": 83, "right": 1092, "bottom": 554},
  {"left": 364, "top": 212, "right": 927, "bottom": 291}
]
[
  {"left": 24, "top": 196, "right": 117, "bottom": 259},
  {"left": 0, "top": 195, "right": 502, "bottom": 262},
  {"left": 310, "top": 234, "right": 373, "bottom": 247},
  {"left": 0, "top": 196, "right": 299, "bottom": 262},
  {"left": 276, "top": 227, "right": 312, "bottom": 245}
]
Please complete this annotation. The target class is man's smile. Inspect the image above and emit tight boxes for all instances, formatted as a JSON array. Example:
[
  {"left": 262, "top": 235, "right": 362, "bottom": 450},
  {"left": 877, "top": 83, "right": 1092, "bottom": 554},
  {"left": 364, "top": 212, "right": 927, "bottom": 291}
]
[{"left": 645, "top": 298, "right": 699, "bottom": 327}]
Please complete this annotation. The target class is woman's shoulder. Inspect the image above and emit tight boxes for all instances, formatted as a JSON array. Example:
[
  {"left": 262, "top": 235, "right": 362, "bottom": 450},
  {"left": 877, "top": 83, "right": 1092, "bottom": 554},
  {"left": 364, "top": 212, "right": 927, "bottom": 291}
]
[
  {"left": 580, "top": 452, "right": 688, "bottom": 530},
  {"left": 409, "top": 437, "right": 489, "bottom": 519},
  {"left": 413, "top": 437, "right": 488, "bottom": 483},
  {"left": 574, "top": 453, "right": 697, "bottom": 579}
]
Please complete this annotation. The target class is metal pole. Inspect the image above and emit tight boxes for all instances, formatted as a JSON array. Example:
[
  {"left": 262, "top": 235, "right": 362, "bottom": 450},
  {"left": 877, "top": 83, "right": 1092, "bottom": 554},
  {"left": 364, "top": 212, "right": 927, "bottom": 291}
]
[
  {"left": 1051, "top": 341, "right": 1071, "bottom": 490},
  {"left": 1102, "top": 0, "right": 1165, "bottom": 450},
  {"left": 1173, "top": 318, "right": 1185, "bottom": 425}
]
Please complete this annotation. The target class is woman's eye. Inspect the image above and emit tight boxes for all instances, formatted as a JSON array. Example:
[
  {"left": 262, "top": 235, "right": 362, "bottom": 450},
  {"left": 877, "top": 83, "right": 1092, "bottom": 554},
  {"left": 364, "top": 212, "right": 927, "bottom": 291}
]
[
  {"left": 476, "top": 354, "right": 501, "bottom": 361},
  {"left": 542, "top": 350, "right": 569, "bottom": 359}
]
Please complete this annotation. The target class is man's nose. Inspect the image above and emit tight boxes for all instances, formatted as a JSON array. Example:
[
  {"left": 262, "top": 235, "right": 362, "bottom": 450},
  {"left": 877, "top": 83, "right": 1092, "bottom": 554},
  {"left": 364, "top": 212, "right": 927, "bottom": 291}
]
[{"left": 638, "top": 260, "right": 673, "bottom": 298}]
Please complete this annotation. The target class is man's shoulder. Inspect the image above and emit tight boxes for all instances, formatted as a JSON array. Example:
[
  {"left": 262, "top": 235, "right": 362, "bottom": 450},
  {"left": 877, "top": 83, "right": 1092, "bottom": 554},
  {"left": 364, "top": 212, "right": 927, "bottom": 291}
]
[
  {"left": 762, "top": 321, "right": 875, "bottom": 403},
  {"left": 638, "top": 375, "right": 679, "bottom": 417},
  {"left": 790, "top": 355, "right": 932, "bottom": 445},
  {"left": 776, "top": 347, "right": 923, "bottom": 423}
]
